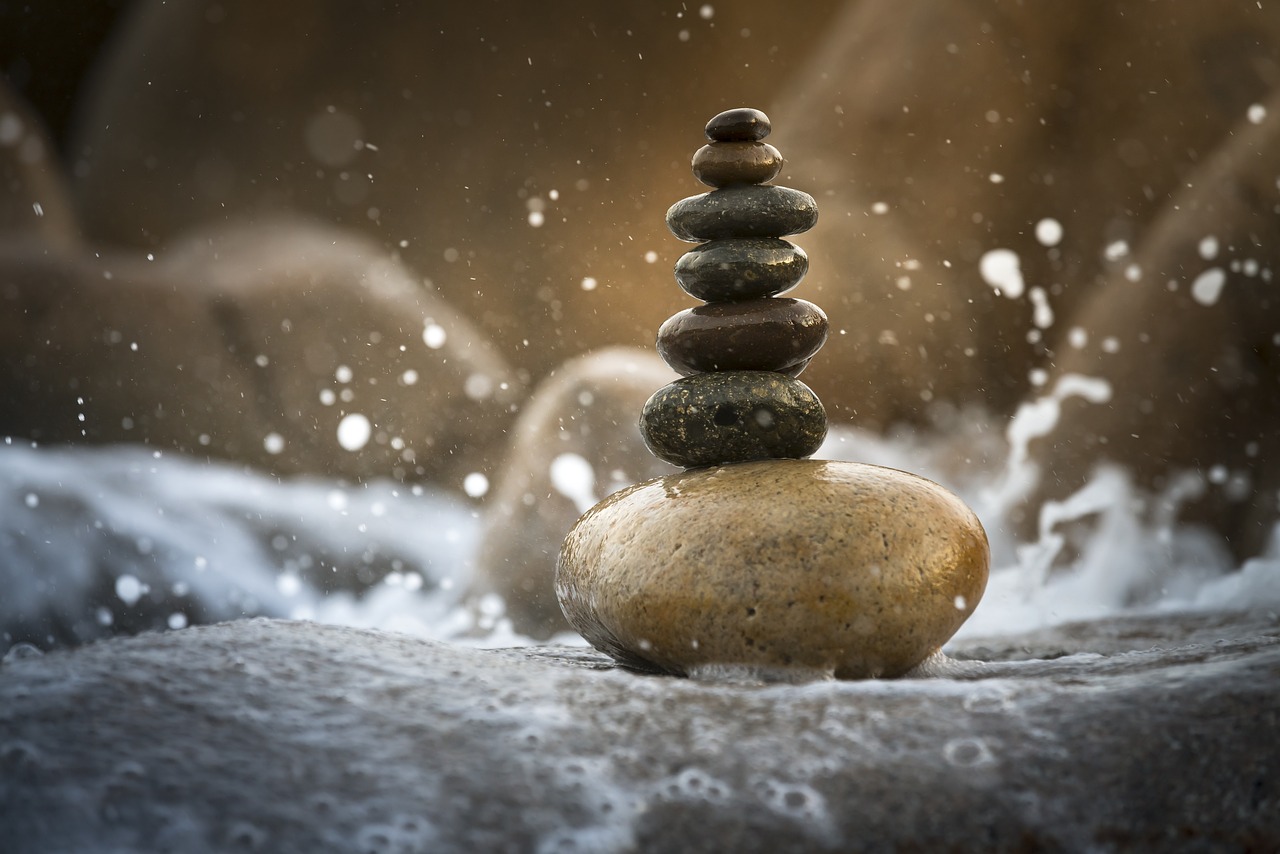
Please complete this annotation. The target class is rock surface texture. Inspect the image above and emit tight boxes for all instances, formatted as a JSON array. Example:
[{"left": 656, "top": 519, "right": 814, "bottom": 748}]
[{"left": 1, "top": 614, "right": 1277, "bottom": 852}]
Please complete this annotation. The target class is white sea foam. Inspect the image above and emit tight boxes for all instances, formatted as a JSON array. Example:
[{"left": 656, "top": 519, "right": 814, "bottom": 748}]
[{"left": 2, "top": 397, "right": 1277, "bottom": 653}]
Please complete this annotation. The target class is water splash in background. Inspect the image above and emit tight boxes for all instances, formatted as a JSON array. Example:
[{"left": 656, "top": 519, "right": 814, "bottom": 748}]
[{"left": 3, "top": 393, "right": 1279, "bottom": 654}]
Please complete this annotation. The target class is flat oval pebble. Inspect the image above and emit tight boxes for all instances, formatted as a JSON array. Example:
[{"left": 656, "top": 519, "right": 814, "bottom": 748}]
[
  {"left": 657, "top": 298, "right": 828, "bottom": 377},
  {"left": 692, "top": 141, "right": 783, "bottom": 188},
  {"left": 674, "top": 238, "right": 808, "bottom": 301},
  {"left": 666, "top": 185, "right": 818, "bottom": 243},
  {"left": 639, "top": 370, "right": 826, "bottom": 468},
  {"left": 557, "top": 459, "right": 990, "bottom": 680},
  {"left": 705, "top": 107, "right": 772, "bottom": 142}
]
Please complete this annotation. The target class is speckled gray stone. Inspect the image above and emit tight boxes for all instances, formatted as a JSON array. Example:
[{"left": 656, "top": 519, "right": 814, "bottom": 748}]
[
  {"left": 666, "top": 185, "right": 818, "bottom": 243},
  {"left": 557, "top": 459, "right": 990, "bottom": 678},
  {"left": 639, "top": 371, "right": 826, "bottom": 467},
  {"left": 674, "top": 238, "right": 809, "bottom": 301}
]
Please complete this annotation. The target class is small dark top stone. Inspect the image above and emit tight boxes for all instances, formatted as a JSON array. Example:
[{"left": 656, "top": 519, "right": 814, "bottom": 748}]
[
  {"left": 640, "top": 370, "right": 827, "bottom": 468},
  {"left": 692, "top": 142, "right": 783, "bottom": 188},
  {"left": 705, "top": 108, "right": 771, "bottom": 142},
  {"left": 674, "top": 238, "right": 809, "bottom": 301},
  {"left": 657, "top": 298, "right": 828, "bottom": 377},
  {"left": 666, "top": 185, "right": 818, "bottom": 243}
]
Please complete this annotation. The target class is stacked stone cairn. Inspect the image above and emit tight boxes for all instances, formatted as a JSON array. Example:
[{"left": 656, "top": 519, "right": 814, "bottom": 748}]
[
  {"left": 556, "top": 109, "right": 991, "bottom": 682},
  {"left": 641, "top": 108, "right": 827, "bottom": 468}
]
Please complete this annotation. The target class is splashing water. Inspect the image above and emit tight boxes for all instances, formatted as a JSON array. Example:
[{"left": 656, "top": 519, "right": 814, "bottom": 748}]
[{"left": 3, "top": 366, "right": 1279, "bottom": 653}]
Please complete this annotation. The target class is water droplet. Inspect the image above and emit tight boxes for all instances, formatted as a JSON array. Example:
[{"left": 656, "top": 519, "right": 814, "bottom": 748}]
[
  {"left": 423, "top": 323, "right": 447, "bottom": 349},
  {"left": 336, "top": 413, "right": 372, "bottom": 451},
  {"left": 463, "top": 472, "right": 489, "bottom": 498},
  {"left": 1034, "top": 217, "right": 1063, "bottom": 247}
]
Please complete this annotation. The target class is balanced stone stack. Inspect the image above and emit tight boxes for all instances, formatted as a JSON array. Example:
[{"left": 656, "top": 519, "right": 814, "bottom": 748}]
[
  {"left": 557, "top": 109, "right": 991, "bottom": 682},
  {"left": 641, "top": 108, "right": 828, "bottom": 469}
]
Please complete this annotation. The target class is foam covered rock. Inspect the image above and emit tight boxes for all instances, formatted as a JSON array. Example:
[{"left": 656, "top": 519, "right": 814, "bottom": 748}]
[{"left": 1, "top": 614, "right": 1276, "bottom": 852}]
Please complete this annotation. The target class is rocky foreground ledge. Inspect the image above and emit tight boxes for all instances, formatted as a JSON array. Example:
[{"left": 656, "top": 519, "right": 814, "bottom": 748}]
[{"left": 1, "top": 613, "right": 1277, "bottom": 852}]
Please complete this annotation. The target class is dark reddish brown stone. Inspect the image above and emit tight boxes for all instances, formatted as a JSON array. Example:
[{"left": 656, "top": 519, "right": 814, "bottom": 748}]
[
  {"left": 674, "top": 238, "right": 808, "bottom": 301},
  {"left": 656, "top": 298, "right": 828, "bottom": 377},
  {"left": 692, "top": 141, "right": 783, "bottom": 188},
  {"left": 705, "top": 107, "right": 771, "bottom": 142}
]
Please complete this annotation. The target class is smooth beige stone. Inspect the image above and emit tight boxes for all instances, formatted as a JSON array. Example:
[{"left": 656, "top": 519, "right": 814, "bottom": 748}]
[
  {"left": 557, "top": 459, "right": 989, "bottom": 680},
  {"left": 471, "top": 348, "right": 678, "bottom": 638}
]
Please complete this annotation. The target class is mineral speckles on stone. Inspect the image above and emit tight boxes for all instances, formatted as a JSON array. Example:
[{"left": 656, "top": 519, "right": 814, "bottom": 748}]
[
  {"left": 640, "top": 371, "right": 827, "bottom": 468},
  {"left": 556, "top": 460, "right": 990, "bottom": 679}
]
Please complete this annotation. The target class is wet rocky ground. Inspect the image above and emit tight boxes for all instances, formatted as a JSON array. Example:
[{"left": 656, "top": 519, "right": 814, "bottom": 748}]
[{"left": 1, "top": 610, "right": 1276, "bottom": 852}]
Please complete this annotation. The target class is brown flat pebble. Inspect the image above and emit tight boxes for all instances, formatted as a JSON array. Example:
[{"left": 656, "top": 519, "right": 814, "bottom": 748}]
[
  {"left": 705, "top": 107, "right": 772, "bottom": 142},
  {"left": 674, "top": 238, "right": 808, "bottom": 301},
  {"left": 666, "top": 185, "right": 818, "bottom": 243},
  {"left": 556, "top": 459, "right": 990, "bottom": 679},
  {"left": 656, "top": 298, "right": 828, "bottom": 377},
  {"left": 639, "top": 370, "right": 826, "bottom": 467},
  {"left": 692, "top": 141, "right": 783, "bottom": 188}
]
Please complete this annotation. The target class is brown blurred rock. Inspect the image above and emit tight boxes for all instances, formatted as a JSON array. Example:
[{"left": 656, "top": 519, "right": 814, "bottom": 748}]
[
  {"left": 0, "top": 79, "right": 77, "bottom": 245},
  {"left": 70, "top": 0, "right": 845, "bottom": 384},
  {"left": 0, "top": 219, "right": 522, "bottom": 485},
  {"left": 470, "top": 348, "right": 677, "bottom": 637},
  {"left": 66, "top": 0, "right": 1280, "bottom": 560},
  {"left": 1025, "top": 86, "right": 1280, "bottom": 557},
  {"left": 777, "top": 1, "right": 1280, "bottom": 434}
]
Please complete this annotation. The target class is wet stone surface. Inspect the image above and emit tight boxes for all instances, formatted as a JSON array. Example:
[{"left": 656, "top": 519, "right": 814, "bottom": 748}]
[
  {"left": 674, "top": 238, "right": 809, "bottom": 301},
  {"left": 640, "top": 370, "right": 827, "bottom": 468},
  {"left": 692, "top": 141, "right": 784, "bottom": 188},
  {"left": 557, "top": 459, "right": 990, "bottom": 679},
  {"left": 656, "top": 298, "right": 829, "bottom": 377},
  {"left": 5, "top": 614, "right": 1279, "bottom": 851},
  {"left": 666, "top": 185, "right": 819, "bottom": 243},
  {"left": 705, "top": 106, "right": 773, "bottom": 142}
]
